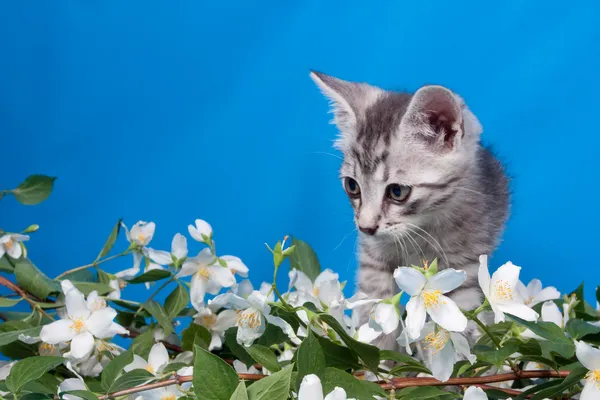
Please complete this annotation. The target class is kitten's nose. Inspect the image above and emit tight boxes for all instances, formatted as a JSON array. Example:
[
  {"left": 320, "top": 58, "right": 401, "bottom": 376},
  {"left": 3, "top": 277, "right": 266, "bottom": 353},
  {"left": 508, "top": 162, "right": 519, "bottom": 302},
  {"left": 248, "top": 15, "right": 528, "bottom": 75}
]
[{"left": 359, "top": 225, "right": 378, "bottom": 236}]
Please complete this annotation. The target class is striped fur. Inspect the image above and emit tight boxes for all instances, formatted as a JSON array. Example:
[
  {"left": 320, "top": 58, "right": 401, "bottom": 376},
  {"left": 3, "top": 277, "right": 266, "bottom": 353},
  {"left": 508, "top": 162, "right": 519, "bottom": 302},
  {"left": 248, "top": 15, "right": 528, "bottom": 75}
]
[{"left": 311, "top": 72, "right": 509, "bottom": 351}]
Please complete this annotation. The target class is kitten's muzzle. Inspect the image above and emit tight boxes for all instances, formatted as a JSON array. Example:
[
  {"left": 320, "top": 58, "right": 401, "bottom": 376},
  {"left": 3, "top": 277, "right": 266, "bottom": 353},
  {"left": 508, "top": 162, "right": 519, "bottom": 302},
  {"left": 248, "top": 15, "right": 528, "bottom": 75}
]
[{"left": 359, "top": 225, "right": 378, "bottom": 236}]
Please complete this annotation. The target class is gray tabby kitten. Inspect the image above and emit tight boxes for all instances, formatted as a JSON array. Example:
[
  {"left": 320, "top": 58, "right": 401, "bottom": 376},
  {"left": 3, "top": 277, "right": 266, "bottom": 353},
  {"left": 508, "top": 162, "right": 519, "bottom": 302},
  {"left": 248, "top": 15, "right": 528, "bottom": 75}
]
[{"left": 310, "top": 71, "right": 509, "bottom": 351}]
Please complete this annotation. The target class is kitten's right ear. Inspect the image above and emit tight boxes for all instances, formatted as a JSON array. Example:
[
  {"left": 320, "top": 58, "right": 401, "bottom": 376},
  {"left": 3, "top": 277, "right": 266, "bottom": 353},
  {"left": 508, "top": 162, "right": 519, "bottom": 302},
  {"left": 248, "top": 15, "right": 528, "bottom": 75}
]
[{"left": 309, "top": 71, "right": 379, "bottom": 142}]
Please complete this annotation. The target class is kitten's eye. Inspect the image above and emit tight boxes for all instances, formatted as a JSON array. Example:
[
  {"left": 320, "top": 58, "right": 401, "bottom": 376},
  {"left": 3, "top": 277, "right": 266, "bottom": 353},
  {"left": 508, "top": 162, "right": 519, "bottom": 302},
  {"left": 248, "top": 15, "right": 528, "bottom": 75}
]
[
  {"left": 387, "top": 184, "right": 411, "bottom": 202},
  {"left": 344, "top": 178, "right": 361, "bottom": 197}
]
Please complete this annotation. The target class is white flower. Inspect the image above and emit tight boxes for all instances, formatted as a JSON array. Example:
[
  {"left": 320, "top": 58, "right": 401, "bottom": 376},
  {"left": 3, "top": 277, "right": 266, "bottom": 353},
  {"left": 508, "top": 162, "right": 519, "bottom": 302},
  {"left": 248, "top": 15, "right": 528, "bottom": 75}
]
[
  {"left": 194, "top": 306, "right": 237, "bottom": 350},
  {"left": 123, "top": 221, "right": 155, "bottom": 247},
  {"left": 394, "top": 267, "right": 468, "bottom": 339},
  {"left": 288, "top": 269, "right": 343, "bottom": 309},
  {"left": 177, "top": 248, "right": 235, "bottom": 308},
  {"left": 188, "top": 219, "right": 213, "bottom": 243},
  {"left": 517, "top": 279, "right": 560, "bottom": 307},
  {"left": 233, "top": 359, "right": 261, "bottom": 374},
  {"left": 463, "top": 386, "right": 488, "bottom": 400},
  {"left": 231, "top": 291, "right": 298, "bottom": 347},
  {"left": 575, "top": 341, "right": 600, "bottom": 400},
  {"left": 125, "top": 343, "right": 169, "bottom": 376},
  {"left": 478, "top": 255, "right": 539, "bottom": 324},
  {"left": 107, "top": 279, "right": 122, "bottom": 300},
  {"left": 298, "top": 374, "right": 356, "bottom": 400},
  {"left": 40, "top": 282, "right": 128, "bottom": 359},
  {"left": 146, "top": 233, "right": 188, "bottom": 266},
  {"left": 131, "top": 385, "right": 184, "bottom": 400},
  {"left": 221, "top": 255, "right": 249, "bottom": 278},
  {"left": 0, "top": 234, "right": 29, "bottom": 259},
  {"left": 0, "top": 361, "right": 15, "bottom": 396},
  {"left": 398, "top": 322, "right": 475, "bottom": 382},
  {"left": 522, "top": 301, "right": 569, "bottom": 340},
  {"left": 72, "top": 340, "right": 124, "bottom": 377},
  {"left": 59, "top": 377, "right": 87, "bottom": 400}
]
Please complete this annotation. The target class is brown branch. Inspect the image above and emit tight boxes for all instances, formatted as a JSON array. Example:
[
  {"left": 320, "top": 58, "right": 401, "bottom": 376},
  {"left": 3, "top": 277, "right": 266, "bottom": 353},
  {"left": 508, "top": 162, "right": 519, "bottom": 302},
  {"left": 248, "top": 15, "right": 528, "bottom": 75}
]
[
  {"left": 0, "top": 275, "right": 55, "bottom": 320},
  {"left": 96, "top": 370, "right": 573, "bottom": 399}
]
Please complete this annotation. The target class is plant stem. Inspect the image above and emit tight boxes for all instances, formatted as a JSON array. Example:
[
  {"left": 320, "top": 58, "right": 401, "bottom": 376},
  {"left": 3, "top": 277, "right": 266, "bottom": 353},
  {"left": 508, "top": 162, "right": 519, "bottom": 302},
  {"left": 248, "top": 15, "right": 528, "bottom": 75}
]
[
  {"left": 132, "top": 276, "right": 175, "bottom": 318},
  {"left": 471, "top": 315, "right": 502, "bottom": 349},
  {"left": 54, "top": 250, "right": 131, "bottom": 280},
  {"left": 0, "top": 275, "right": 55, "bottom": 321}
]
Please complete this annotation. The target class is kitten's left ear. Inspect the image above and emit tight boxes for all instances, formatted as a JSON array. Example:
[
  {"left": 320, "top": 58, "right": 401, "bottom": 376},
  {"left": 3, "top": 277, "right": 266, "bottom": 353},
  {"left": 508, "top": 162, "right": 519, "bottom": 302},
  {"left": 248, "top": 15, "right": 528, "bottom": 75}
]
[{"left": 402, "top": 85, "right": 481, "bottom": 151}]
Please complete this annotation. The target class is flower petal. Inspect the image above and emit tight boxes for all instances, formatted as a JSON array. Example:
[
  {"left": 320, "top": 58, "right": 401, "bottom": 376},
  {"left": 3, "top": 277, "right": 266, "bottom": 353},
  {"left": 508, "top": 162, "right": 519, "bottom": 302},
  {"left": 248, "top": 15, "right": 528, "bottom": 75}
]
[
  {"left": 265, "top": 315, "right": 299, "bottom": 344},
  {"left": 65, "top": 287, "right": 91, "bottom": 320},
  {"left": 405, "top": 295, "right": 426, "bottom": 339},
  {"left": 393, "top": 267, "right": 426, "bottom": 296},
  {"left": 86, "top": 308, "right": 117, "bottom": 338},
  {"left": 214, "top": 309, "right": 238, "bottom": 332},
  {"left": 125, "top": 355, "right": 149, "bottom": 372},
  {"left": 178, "top": 260, "right": 200, "bottom": 279},
  {"left": 430, "top": 340, "right": 455, "bottom": 382},
  {"left": 206, "top": 266, "right": 236, "bottom": 294},
  {"left": 357, "top": 323, "right": 382, "bottom": 344},
  {"left": 247, "top": 291, "right": 270, "bottom": 315},
  {"left": 289, "top": 269, "right": 314, "bottom": 293},
  {"left": 190, "top": 275, "right": 208, "bottom": 309},
  {"left": 477, "top": 255, "right": 491, "bottom": 297},
  {"left": 236, "top": 310, "right": 267, "bottom": 347},
  {"left": 425, "top": 269, "right": 467, "bottom": 293},
  {"left": 324, "top": 387, "right": 348, "bottom": 400},
  {"left": 234, "top": 280, "right": 254, "bottom": 299},
  {"left": 6, "top": 241, "right": 22, "bottom": 259},
  {"left": 314, "top": 269, "right": 339, "bottom": 288},
  {"left": 450, "top": 332, "right": 476, "bottom": 364},
  {"left": 541, "top": 301, "right": 563, "bottom": 327},
  {"left": 70, "top": 331, "right": 95, "bottom": 359},
  {"left": 40, "top": 319, "right": 76, "bottom": 344},
  {"left": 146, "top": 249, "right": 172, "bottom": 265},
  {"left": 463, "top": 386, "right": 488, "bottom": 400},
  {"left": 427, "top": 295, "right": 468, "bottom": 333},
  {"left": 575, "top": 340, "right": 600, "bottom": 371},
  {"left": 370, "top": 303, "right": 399, "bottom": 334},
  {"left": 581, "top": 379, "right": 600, "bottom": 400},
  {"left": 148, "top": 343, "right": 169, "bottom": 373},
  {"left": 171, "top": 233, "right": 188, "bottom": 260},
  {"left": 490, "top": 261, "right": 521, "bottom": 294},
  {"left": 189, "top": 219, "right": 212, "bottom": 241},
  {"left": 222, "top": 255, "right": 248, "bottom": 277},
  {"left": 498, "top": 302, "right": 539, "bottom": 322},
  {"left": 532, "top": 287, "right": 561, "bottom": 306},
  {"left": 298, "top": 374, "right": 324, "bottom": 400}
]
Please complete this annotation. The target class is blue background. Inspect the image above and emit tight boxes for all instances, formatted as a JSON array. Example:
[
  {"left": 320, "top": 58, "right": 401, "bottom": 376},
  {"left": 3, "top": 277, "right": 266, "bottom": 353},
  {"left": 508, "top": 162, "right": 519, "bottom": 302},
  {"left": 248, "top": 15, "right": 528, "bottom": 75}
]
[{"left": 1, "top": 1, "right": 599, "bottom": 304}]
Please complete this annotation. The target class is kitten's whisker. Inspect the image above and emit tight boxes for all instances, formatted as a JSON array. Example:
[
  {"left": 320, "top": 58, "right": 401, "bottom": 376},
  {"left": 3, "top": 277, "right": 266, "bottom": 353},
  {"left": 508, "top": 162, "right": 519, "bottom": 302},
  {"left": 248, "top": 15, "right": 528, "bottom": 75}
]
[
  {"left": 406, "top": 223, "right": 449, "bottom": 268},
  {"left": 310, "top": 151, "right": 343, "bottom": 161},
  {"left": 334, "top": 228, "right": 358, "bottom": 251},
  {"left": 404, "top": 228, "right": 426, "bottom": 261}
]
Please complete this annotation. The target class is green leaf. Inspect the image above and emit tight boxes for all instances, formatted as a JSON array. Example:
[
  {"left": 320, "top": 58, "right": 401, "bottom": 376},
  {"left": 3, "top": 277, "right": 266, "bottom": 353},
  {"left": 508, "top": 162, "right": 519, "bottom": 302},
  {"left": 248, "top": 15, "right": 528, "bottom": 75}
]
[
  {"left": 62, "top": 391, "right": 99, "bottom": 400},
  {"left": 246, "top": 344, "right": 281, "bottom": 373},
  {"left": 474, "top": 339, "right": 520, "bottom": 369},
  {"left": 22, "top": 372, "right": 60, "bottom": 394},
  {"left": 164, "top": 282, "right": 189, "bottom": 319},
  {"left": 320, "top": 367, "right": 386, "bottom": 399},
  {"left": 566, "top": 318, "right": 600, "bottom": 339},
  {"left": 380, "top": 350, "right": 427, "bottom": 368},
  {"left": 508, "top": 314, "right": 575, "bottom": 358},
  {"left": 14, "top": 259, "right": 60, "bottom": 299},
  {"left": 395, "top": 387, "right": 457, "bottom": 400},
  {"left": 13, "top": 175, "right": 56, "bottom": 205},
  {"left": 247, "top": 364, "right": 293, "bottom": 400},
  {"left": 0, "top": 321, "right": 38, "bottom": 359},
  {"left": 224, "top": 328, "right": 256, "bottom": 367},
  {"left": 95, "top": 219, "right": 122, "bottom": 261},
  {"left": 569, "top": 282, "right": 585, "bottom": 313},
  {"left": 59, "top": 268, "right": 96, "bottom": 283},
  {"left": 70, "top": 281, "right": 114, "bottom": 296},
  {"left": 0, "top": 255, "right": 15, "bottom": 273},
  {"left": 230, "top": 381, "right": 249, "bottom": 400},
  {"left": 256, "top": 323, "right": 288, "bottom": 347},
  {"left": 143, "top": 300, "right": 174, "bottom": 336},
  {"left": 111, "top": 369, "right": 154, "bottom": 392},
  {"left": 296, "top": 330, "right": 325, "bottom": 391},
  {"left": 529, "top": 367, "right": 588, "bottom": 399},
  {"left": 182, "top": 323, "right": 212, "bottom": 351},
  {"left": 515, "top": 355, "right": 559, "bottom": 372},
  {"left": 18, "top": 394, "right": 54, "bottom": 400},
  {"left": 0, "top": 297, "right": 21, "bottom": 307},
  {"left": 101, "top": 350, "right": 133, "bottom": 391},
  {"left": 316, "top": 335, "right": 361, "bottom": 369},
  {"left": 130, "top": 330, "right": 155, "bottom": 359},
  {"left": 128, "top": 269, "right": 172, "bottom": 284},
  {"left": 319, "top": 314, "right": 380, "bottom": 371},
  {"left": 289, "top": 238, "right": 321, "bottom": 281},
  {"left": 193, "top": 345, "right": 239, "bottom": 400},
  {"left": 0, "top": 325, "right": 41, "bottom": 346},
  {"left": 6, "top": 356, "right": 64, "bottom": 393}
]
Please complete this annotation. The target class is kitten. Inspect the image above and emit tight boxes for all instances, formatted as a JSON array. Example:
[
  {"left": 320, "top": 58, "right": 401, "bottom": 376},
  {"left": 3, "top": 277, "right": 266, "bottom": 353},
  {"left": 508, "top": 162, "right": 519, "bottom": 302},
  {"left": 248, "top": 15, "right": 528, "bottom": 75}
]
[{"left": 310, "top": 71, "right": 509, "bottom": 351}]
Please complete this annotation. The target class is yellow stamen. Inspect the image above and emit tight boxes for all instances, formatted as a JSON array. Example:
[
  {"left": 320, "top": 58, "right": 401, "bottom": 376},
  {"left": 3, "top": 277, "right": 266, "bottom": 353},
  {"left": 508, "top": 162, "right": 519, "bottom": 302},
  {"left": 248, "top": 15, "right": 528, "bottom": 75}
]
[
  {"left": 145, "top": 364, "right": 155, "bottom": 374},
  {"left": 198, "top": 267, "right": 211, "bottom": 279},
  {"left": 70, "top": 318, "right": 86, "bottom": 333},
  {"left": 137, "top": 233, "right": 146, "bottom": 243},
  {"left": 201, "top": 314, "right": 217, "bottom": 328},
  {"left": 161, "top": 395, "right": 176, "bottom": 400},
  {"left": 423, "top": 329, "right": 450, "bottom": 354},
  {"left": 493, "top": 280, "right": 513, "bottom": 301},
  {"left": 586, "top": 370, "right": 600, "bottom": 388},
  {"left": 422, "top": 290, "right": 445, "bottom": 308},
  {"left": 92, "top": 299, "right": 106, "bottom": 310},
  {"left": 4, "top": 239, "right": 13, "bottom": 250},
  {"left": 312, "top": 287, "right": 320, "bottom": 297},
  {"left": 236, "top": 309, "right": 262, "bottom": 329},
  {"left": 39, "top": 343, "right": 56, "bottom": 355}
]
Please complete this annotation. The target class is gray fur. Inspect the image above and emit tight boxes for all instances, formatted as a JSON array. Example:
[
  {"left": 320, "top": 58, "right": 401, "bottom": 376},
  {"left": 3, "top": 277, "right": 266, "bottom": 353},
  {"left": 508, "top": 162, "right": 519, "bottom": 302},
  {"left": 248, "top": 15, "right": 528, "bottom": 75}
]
[{"left": 310, "top": 71, "right": 509, "bottom": 351}]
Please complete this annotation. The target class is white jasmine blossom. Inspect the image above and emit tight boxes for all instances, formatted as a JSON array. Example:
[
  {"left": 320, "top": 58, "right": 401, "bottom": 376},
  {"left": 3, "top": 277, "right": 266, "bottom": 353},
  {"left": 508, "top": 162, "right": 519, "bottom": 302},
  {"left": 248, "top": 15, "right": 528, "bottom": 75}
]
[
  {"left": 125, "top": 343, "right": 169, "bottom": 376},
  {"left": 0, "top": 234, "right": 29, "bottom": 259},
  {"left": 233, "top": 359, "right": 261, "bottom": 374},
  {"left": 123, "top": 221, "right": 155, "bottom": 247},
  {"left": 478, "top": 255, "right": 539, "bottom": 324},
  {"left": 517, "top": 278, "right": 560, "bottom": 307},
  {"left": 188, "top": 219, "right": 213, "bottom": 243},
  {"left": 575, "top": 340, "right": 600, "bottom": 400},
  {"left": 146, "top": 233, "right": 188, "bottom": 266},
  {"left": 522, "top": 300, "right": 569, "bottom": 339},
  {"left": 298, "top": 374, "right": 356, "bottom": 400},
  {"left": 40, "top": 282, "right": 128, "bottom": 359},
  {"left": 394, "top": 267, "right": 468, "bottom": 339},
  {"left": 194, "top": 305, "right": 237, "bottom": 350}
]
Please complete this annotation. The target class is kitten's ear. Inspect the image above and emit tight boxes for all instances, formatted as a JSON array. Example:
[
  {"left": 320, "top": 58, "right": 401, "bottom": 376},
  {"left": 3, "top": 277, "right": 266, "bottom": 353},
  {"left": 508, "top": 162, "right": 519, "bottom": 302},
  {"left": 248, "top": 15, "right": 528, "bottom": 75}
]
[
  {"left": 402, "top": 85, "right": 480, "bottom": 151},
  {"left": 309, "top": 71, "right": 380, "bottom": 143}
]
